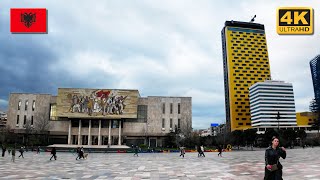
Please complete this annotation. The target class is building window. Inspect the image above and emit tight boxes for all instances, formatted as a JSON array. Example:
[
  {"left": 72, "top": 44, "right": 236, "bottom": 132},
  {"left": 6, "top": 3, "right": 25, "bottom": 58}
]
[
  {"left": 178, "top": 119, "right": 181, "bottom": 129},
  {"left": 24, "top": 115, "right": 27, "bottom": 125},
  {"left": 178, "top": 103, "right": 180, "bottom": 114},
  {"left": 162, "top": 103, "right": 165, "bottom": 114},
  {"left": 170, "top": 118, "right": 173, "bottom": 128},
  {"left": 25, "top": 100, "right": 28, "bottom": 111},
  {"left": 31, "top": 116, "right": 34, "bottom": 125},
  {"left": 137, "top": 105, "right": 147, "bottom": 122},
  {"left": 16, "top": 115, "right": 19, "bottom": 125},
  {"left": 112, "top": 120, "right": 119, "bottom": 128},
  {"left": 50, "top": 104, "right": 57, "bottom": 120},
  {"left": 18, "top": 100, "right": 21, "bottom": 110},
  {"left": 32, "top": 100, "right": 35, "bottom": 111},
  {"left": 162, "top": 118, "right": 165, "bottom": 128},
  {"left": 170, "top": 103, "right": 173, "bottom": 114}
]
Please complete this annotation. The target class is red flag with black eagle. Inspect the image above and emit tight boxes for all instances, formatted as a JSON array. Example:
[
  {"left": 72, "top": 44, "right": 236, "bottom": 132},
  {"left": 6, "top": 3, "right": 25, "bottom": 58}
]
[{"left": 10, "top": 8, "right": 47, "bottom": 33}]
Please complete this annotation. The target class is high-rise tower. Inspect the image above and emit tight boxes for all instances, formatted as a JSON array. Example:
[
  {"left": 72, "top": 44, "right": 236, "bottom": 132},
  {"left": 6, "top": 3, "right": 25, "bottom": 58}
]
[
  {"left": 221, "top": 21, "right": 271, "bottom": 132},
  {"left": 310, "top": 55, "right": 320, "bottom": 109}
]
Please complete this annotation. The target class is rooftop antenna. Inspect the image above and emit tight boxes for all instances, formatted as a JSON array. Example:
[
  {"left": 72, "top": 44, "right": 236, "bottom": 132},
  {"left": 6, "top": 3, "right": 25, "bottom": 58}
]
[{"left": 250, "top": 15, "right": 256, "bottom": 23}]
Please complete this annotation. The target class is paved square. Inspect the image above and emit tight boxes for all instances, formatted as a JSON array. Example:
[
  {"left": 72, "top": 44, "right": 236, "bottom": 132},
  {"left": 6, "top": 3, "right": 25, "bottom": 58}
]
[{"left": 0, "top": 147, "right": 319, "bottom": 180}]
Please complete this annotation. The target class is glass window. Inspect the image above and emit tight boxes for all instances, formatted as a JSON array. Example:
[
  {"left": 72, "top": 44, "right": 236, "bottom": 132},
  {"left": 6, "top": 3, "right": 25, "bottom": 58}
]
[
  {"left": 31, "top": 116, "right": 34, "bottom": 125},
  {"left": 170, "top": 118, "right": 173, "bottom": 128},
  {"left": 170, "top": 103, "right": 173, "bottom": 114},
  {"left": 25, "top": 100, "right": 28, "bottom": 111},
  {"left": 137, "top": 105, "right": 147, "bottom": 122},
  {"left": 178, "top": 103, "right": 180, "bottom": 114},
  {"left": 162, "top": 103, "right": 165, "bottom": 114},
  {"left": 50, "top": 104, "right": 57, "bottom": 120},
  {"left": 32, "top": 100, "right": 35, "bottom": 111},
  {"left": 178, "top": 119, "right": 181, "bottom": 129},
  {"left": 162, "top": 118, "right": 165, "bottom": 128},
  {"left": 18, "top": 100, "right": 21, "bottom": 110},
  {"left": 112, "top": 120, "right": 119, "bottom": 128},
  {"left": 16, "top": 115, "right": 19, "bottom": 124},
  {"left": 24, "top": 115, "right": 26, "bottom": 125}
]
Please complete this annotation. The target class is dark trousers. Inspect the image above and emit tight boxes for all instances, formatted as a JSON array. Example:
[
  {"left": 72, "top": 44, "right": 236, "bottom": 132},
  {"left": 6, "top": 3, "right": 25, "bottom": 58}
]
[
  {"left": 50, "top": 154, "right": 57, "bottom": 160},
  {"left": 218, "top": 152, "right": 222, "bottom": 156},
  {"left": 180, "top": 153, "right": 184, "bottom": 158},
  {"left": 19, "top": 152, "right": 24, "bottom": 158}
]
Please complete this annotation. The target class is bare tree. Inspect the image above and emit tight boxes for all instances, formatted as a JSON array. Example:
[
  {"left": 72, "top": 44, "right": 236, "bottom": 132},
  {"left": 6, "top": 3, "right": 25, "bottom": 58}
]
[
  {"left": 34, "top": 112, "right": 51, "bottom": 134},
  {"left": 33, "top": 112, "right": 51, "bottom": 145}
]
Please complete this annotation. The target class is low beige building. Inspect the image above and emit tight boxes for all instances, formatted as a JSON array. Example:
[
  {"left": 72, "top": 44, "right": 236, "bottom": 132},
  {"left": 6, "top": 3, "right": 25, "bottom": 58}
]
[{"left": 6, "top": 88, "right": 192, "bottom": 147}]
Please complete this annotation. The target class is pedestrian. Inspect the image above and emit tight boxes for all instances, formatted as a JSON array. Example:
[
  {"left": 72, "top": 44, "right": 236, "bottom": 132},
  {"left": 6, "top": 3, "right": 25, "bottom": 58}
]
[
  {"left": 133, "top": 145, "right": 139, "bottom": 157},
  {"left": 1, "top": 145, "right": 6, "bottom": 157},
  {"left": 179, "top": 147, "right": 185, "bottom": 158},
  {"left": 37, "top": 146, "right": 40, "bottom": 154},
  {"left": 80, "top": 147, "right": 85, "bottom": 159},
  {"left": 264, "top": 136, "right": 286, "bottom": 180},
  {"left": 76, "top": 147, "right": 81, "bottom": 160},
  {"left": 18, "top": 147, "right": 24, "bottom": 158},
  {"left": 11, "top": 147, "right": 16, "bottom": 162},
  {"left": 218, "top": 145, "right": 222, "bottom": 157},
  {"left": 200, "top": 145, "right": 205, "bottom": 157},
  {"left": 8, "top": 148, "right": 11, "bottom": 155},
  {"left": 50, "top": 147, "right": 57, "bottom": 160},
  {"left": 197, "top": 146, "right": 201, "bottom": 157}
]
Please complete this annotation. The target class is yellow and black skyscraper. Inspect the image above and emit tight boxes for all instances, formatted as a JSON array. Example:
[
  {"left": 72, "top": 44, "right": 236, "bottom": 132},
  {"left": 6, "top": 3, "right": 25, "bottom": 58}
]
[{"left": 221, "top": 21, "right": 271, "bottom": 132}]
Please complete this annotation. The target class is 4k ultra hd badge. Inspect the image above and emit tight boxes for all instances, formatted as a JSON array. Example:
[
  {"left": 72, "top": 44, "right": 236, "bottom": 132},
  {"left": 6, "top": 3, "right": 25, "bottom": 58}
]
[{"left": 277, "top": 7, "right": 313, "bottom": 35}]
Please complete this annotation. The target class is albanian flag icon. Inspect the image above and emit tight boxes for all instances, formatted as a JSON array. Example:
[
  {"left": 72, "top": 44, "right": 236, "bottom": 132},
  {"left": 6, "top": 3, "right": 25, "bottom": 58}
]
[{"left": 10, "top": 8, "right": 47, "bottom": 33}]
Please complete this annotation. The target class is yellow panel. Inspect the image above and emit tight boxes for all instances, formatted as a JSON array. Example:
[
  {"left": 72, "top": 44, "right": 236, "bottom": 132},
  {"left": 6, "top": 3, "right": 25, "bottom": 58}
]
[{"left": 225, "top": 27, "right": 271, "bottom": 131}]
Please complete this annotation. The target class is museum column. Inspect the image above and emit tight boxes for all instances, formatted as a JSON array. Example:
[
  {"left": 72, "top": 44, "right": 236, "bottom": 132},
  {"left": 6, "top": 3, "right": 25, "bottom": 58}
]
[
  {"left": 68, "top": 120, "right": 71, "bottom": 145},
  {"left": 98, "top": 120, "right": 101, "bottom": 145},
  {"left": 88, "top": 120, "right": 91, "bottom": 145},
  {"left": 108, "top": 120, "right": 112, "bottom": 146},
  {"left": 118, "top": 120, "right": 121, "bottom": 145},
  {"left": 78, "top": 120, "right": 81, "bottom": 145}
]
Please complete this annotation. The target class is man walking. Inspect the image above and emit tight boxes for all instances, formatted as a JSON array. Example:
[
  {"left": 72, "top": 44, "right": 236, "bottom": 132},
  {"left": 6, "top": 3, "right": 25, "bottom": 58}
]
[
  {"left": 50, "top": 147, "right": 57, "bottom": 160},
  {"left": 18, "top": 147, "right": 24, "bottom": 158},
  {"left": 1, "top": 145, "right": 6, "bottom": 157},
  {"left": 11, "top": 147, "right": 16, "bottom": 162},
  {"left": 133, "top": 145, "right": 139, "bottom": 157},
  {"left": 200, "top": 145, "right": 205, "bottom": 157},
  {"left": 179, "top": 147, "right": 185, "bottom": 158},
  {"left": 218, "top": 145, "right": 222, "bottom": 157}
]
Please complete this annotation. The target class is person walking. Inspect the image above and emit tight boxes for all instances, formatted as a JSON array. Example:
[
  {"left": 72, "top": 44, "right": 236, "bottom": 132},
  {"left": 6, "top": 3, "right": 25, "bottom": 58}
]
[
  {"left": 50, "top": 147, "right": 57, "bottom": 160},
  {"left": 197, "top": 146, "right": 201, "bottom": 157},
  {"left": 264, "top": 136, "right": 286, "bottom": 180},
  {"left": 37, "top": 146, "right": 40, "bottom": 154},
  {"left": 1, "top": 145, "right": 6, "bottom": 157},
  {"left": 179, "top": 147, "right": 185, "bottom": 158},
  {"left": 11, "top": 147, "right": 16, "bottom": 162},
  {"left": 200, "top": 145, "right": 205, "bottom": 157},
  {"left": 18, "top": 147, "right": 24, "bottom": 158},
  {"left": 133, "top": 145, "right": 139, "bottom": 157},
  {"left": 218, "top": 145, "right": 222, "bottom": 157},
  {"left": 76, "top": 147, "right": 81, "bottom": 160}
]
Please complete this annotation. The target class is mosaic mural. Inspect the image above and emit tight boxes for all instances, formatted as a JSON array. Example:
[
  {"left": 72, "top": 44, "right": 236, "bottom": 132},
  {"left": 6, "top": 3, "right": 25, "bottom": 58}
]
[{"left": 56, "top": 88, "right": 139, "bottom": 118}]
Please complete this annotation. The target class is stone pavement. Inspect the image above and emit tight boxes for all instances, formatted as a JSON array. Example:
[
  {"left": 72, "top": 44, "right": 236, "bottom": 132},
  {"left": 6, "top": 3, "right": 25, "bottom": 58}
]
[{"left": 0, "top": 147, "right": 319, "bottom": 180}]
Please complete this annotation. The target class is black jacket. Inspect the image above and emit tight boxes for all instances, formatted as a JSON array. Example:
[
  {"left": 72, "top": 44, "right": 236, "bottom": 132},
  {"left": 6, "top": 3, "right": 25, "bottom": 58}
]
[
  {"left": 265, "top": 146, "right": 286, "bottom": 168},
  {"left": 264, "top": 146, "right": 286, "bottom": 180}
]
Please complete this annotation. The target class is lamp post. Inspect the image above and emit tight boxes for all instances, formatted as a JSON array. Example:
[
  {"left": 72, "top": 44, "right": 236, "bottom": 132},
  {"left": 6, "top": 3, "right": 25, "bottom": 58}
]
[{"left": 276, "top": 111, "right": 281, "bottom": 131}]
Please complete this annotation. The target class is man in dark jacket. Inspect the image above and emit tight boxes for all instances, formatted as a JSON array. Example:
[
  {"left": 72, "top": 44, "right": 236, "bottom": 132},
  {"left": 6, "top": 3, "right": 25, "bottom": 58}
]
[{"left": 50, "top": 147, "right": 57, "bottom": 160}]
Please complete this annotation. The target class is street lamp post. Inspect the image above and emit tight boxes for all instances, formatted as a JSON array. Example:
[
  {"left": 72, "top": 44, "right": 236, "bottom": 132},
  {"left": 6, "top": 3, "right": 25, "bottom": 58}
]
[{"left": 276, "top": 111, "right": 281, "bottom": 131}]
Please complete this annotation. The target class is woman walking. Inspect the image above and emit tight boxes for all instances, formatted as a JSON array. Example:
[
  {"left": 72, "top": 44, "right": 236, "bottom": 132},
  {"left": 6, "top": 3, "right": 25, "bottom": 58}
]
[{"left": 264, "top": 136, "right": 286, "bottom": 180}]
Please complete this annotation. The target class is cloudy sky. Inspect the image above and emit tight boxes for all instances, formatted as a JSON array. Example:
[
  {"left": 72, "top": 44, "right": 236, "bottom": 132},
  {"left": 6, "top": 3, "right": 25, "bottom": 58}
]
[{"left": 0, "top": 0, "right": 319, "bottom": 129}]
